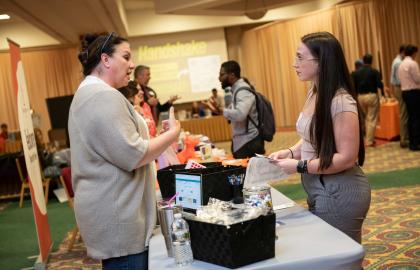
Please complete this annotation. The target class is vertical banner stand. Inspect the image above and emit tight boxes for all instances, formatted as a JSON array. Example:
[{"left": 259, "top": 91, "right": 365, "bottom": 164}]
[{"left": 7, "top": 38, "right": 53, "bottom": 270}]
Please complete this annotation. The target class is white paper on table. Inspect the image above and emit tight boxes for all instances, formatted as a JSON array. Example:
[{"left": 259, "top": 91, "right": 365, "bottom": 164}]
[{"left": 244, "top": 157, "right": 289, "bottom": 187}]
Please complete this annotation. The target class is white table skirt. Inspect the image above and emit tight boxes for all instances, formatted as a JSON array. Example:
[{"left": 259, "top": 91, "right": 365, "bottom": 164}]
[{"left": 149, "top": 188, "right": 365, "bottom": 270}]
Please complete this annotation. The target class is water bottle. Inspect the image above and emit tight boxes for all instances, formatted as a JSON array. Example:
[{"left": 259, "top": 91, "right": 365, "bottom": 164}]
[
  {"left": 224, "top": 87, "right": 232, "bottom": 108},
  {"left": 171, "top": 213, "right": 194, "bottom": 266}
]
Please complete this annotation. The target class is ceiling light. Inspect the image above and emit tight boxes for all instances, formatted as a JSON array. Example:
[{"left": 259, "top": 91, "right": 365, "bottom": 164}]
[
  {"left": 244, "top": 0, "right": 267, "bottom": 20},
  {"left": 245, "top": 10, "right": 267, "bottom": 20},
  {"left": 0, "top": 14, "right": 10, "bottom": 20}
]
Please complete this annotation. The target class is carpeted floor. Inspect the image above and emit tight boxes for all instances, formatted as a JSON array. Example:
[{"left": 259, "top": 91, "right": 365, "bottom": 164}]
[
  {"left": 291, "top": 185, "right": 420, "bottom": 270},
  {"left": 1, "top": 131, "right": 419, "bottom": 269},
  {"left": 361, "top": 186, "right": 419, "bottom": 270},
  {"left": 0, "top": 198, "right": 76, "bottom": 270}
]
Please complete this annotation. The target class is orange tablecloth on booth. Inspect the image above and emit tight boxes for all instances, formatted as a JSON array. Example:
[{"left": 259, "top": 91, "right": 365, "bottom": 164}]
[
  {"left": 375, "top": 101, "right": 400, "bottom": 140},
  {"left": 180, "top": 116, "right": 232, "bottom": 142}
]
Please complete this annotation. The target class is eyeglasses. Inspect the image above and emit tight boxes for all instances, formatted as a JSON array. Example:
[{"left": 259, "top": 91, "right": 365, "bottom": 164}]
[
  {"left": 294, "top": 56, "right": 318, "bottom": 64},
  {"left": 100, "top": 32, "right": 115, "bottom": 55}
]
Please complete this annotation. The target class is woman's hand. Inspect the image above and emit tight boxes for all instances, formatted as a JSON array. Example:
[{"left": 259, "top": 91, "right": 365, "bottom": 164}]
[
  {"left": 271, "top": 158, "right": 298, "bottom": 174},
  {"left": 169, "top": 95, "right": 181, "bottom": 103},
  {"left": 269, "top": 149, "right": 292, "bottom": 160},
  {"left": 136, "top": 107, "right": 181, "bottom": 168},
  {"left": 168, "top": 107, "right": 181, "bottom": 135}
]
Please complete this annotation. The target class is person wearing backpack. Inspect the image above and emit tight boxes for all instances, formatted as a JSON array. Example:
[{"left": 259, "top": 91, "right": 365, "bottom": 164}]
[{"left": 218, "top": 60, "right": 265, "bottom": 158}]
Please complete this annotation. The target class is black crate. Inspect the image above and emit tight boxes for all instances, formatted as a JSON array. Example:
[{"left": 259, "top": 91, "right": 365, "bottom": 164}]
[
  {"left": 157, "top": 162, "right": 246, "bottom": 206},
  {"left": 157, "top": 162, "right": 221, "bottom": 198},
  {"left": 185, "top": 213, "right": 276, "bottom": 269}
]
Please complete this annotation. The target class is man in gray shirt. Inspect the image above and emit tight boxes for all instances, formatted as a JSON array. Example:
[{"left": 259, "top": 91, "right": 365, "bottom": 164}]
[{"left": 219, "top": 60, "right": 264, "bottom": 158}]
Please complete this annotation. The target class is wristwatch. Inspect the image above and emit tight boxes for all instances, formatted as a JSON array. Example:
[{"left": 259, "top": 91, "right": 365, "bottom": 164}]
[{"left": 297, "top": 160, "right": 308, "bottom": 174}]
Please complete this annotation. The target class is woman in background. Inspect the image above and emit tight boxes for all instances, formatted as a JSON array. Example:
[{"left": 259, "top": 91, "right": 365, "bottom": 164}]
[
  {"left": 69, "top": 32, "right": 180, "bottom": 269},
  {"left": 269, "top": 32, "right": 371, "bottom": 244},
  {"left": 119, "top": 81, "right": 157, "bottom": 137}
]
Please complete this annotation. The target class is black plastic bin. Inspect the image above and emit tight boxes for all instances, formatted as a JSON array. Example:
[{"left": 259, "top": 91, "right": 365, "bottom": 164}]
[
  {"left": 185, "top": 213, "right": 276, "bottom": 269},
  {"left": 157, "top": 162, "right": 245, "bottom": 206}
]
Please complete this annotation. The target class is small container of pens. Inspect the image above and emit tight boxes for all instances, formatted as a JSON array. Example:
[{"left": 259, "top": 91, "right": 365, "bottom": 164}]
[{"left": 228, "top": 173, "right": 245, "bottom": 204}]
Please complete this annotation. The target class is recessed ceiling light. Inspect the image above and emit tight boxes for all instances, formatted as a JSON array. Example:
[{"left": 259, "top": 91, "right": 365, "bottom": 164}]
[{"left": 0, "top": 14, "right": 11, "bottom": 20}]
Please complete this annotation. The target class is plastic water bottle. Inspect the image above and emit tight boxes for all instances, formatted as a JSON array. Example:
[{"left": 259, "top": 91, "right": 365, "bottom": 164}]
[
  {"left": 224, "top": 87, "right": 233, "bottom": 107},
  {"left": 171, "top": 213, "right": 194, "bottom": 266}
]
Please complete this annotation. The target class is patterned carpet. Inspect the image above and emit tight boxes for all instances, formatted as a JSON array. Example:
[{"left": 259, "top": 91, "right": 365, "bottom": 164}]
[
  {"left": 48, "top": 239, "right": 100, "bottom": 269},
  {"left": 361, "top": 186, "right": 419, "bottom": 270},
  {"left": 45, "top": 131, "right": 420, "bottom": 269}
]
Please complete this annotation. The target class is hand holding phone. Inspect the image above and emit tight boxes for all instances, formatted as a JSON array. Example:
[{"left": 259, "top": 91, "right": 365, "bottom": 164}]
[{"left": 161, "top": 120, "right": 169, "bottom": 132}]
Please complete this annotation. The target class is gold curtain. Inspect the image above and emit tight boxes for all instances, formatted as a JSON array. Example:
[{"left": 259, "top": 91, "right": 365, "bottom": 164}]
[
  {"left": 0, "top": 47, "right": 82, "bottom": 138},
  {"left": 372, "top": 0, "right": 420, "bottom": 88},
  {"left": 335, "top": 0, "right": 381, "bottom": 71},
  {"left": 0, "top": 53, "right": 17, "bottom": 130},
  {"left": 240, "top": 8, "right": 337, "bottom": 127},
  {"left": 239, "top": 0, "right": 420, "bottom": 128}
]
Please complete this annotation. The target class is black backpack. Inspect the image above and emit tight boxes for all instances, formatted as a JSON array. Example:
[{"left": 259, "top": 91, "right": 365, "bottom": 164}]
[{"left": 233, "top": 86, "right": 276, "bottom": 142}]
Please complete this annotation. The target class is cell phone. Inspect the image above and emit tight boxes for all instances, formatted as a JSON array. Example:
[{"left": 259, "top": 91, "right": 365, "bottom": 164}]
[
  {"left": 162, "top": 120, "right": 170, "bottom": 132},
  {"left": 160, "top": 111, "right": 169, "bottom": 121}
]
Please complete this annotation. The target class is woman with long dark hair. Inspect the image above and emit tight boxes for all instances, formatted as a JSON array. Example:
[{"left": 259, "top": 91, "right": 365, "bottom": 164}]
[{"left": 270, "top": 32, "right": 371, "bottom": 244}]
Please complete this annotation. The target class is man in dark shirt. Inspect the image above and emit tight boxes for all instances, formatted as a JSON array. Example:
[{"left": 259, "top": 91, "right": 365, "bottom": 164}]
[
  {"left": 352, "top": 54, "right": 384, "bottom": 147},
  {"left": 134, "top": 65, "right": 181, "bottom": 123}
]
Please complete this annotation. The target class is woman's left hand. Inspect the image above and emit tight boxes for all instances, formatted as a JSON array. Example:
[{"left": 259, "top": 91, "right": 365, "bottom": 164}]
[{"left": 271, "top": 158, "right": 299, "bottom": 174}]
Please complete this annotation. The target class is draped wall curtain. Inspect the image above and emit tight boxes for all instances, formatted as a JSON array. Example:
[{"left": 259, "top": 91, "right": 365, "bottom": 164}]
[
  {"left": 239, "top": 0, "right": 420, "bottom": 128},
  {"left": 373, "top": 0, "right": 420, "bottom": 89},
  {"left": 240, "top": 8, "right": 337, "bottom": 127},
  {"left": 0, "top": 47, "right": 82, "bottom": 138}
]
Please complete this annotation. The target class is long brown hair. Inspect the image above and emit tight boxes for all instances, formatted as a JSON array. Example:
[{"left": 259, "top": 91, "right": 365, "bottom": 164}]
[{"left": 302, "top": 32, "right": 365, "bottom": 169}]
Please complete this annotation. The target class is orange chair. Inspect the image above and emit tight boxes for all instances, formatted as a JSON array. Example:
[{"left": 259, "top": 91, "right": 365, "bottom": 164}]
[
  {"left": 60, "top": 167, "right": 80, "bottom": 251},
  {"left": 15, "top": 155, "right": 51, "bottom": 208}
]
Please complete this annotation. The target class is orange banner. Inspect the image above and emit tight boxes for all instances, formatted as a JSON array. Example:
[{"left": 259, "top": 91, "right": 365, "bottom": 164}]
[{"left": 8, "top": 39, "right": 52, "bottom": 264}]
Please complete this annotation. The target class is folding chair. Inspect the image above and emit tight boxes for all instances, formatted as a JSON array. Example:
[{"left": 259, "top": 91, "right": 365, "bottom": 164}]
[{"left": 15, "top": 155, "right": 51, "bottom": 208}]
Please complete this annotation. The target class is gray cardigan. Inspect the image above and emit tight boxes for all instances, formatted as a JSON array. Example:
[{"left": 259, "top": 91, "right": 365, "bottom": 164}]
[{"left": 68, "top": 76, "right": 156, "bottom": 259}]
